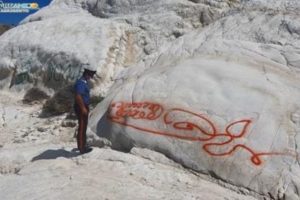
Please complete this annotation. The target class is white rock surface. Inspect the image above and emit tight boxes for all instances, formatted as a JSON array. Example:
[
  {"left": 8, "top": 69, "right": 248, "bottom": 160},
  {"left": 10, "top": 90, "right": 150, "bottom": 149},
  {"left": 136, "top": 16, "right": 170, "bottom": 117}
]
[
  {"left": 0, "top": 14, "right": 130, "bottom": 95},
  {"left": 1, "top": 0, "right": 300, "bottom": 199},
  {"left": 0, "top": 0, "right": 232, "bottom": 95},
  {"left": 0, "top": 145, "right": 258, "bottom": 200}
]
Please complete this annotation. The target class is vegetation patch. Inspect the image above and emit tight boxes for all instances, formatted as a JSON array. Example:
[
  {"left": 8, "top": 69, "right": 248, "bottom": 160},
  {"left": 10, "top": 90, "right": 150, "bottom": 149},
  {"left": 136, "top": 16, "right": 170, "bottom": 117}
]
[
  {"left": 41, "top": 85, "right": 74, "bottom": 116},
  {"left": 23, "top": 87, "right": 50, "bottom": 104}
]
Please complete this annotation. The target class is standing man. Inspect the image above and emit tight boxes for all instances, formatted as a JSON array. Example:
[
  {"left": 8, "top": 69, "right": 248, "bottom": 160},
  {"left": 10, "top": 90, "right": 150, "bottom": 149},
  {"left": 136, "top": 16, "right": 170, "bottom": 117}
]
[{"left": 74, "top": 68, "right": 96, "bottom": 154}]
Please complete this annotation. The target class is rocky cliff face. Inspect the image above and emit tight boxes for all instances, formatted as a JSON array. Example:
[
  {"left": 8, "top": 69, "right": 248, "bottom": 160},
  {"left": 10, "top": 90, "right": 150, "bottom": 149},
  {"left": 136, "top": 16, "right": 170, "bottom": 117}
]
[
  {"left": 0, "top": 0, "right": 235, "bottom": 95},
  {"left": 1, "top": 0, "right": 300, "bottom": 199}
]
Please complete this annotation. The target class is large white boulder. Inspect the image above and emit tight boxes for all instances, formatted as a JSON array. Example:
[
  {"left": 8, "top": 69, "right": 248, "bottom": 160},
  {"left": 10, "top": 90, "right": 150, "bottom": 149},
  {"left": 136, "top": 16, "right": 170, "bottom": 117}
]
[
  {"left": 89, "top": 54, "right": 300, "bottom": 199},
  {"left": 88, "top": 1, "right": 300, "bottom": 198}
]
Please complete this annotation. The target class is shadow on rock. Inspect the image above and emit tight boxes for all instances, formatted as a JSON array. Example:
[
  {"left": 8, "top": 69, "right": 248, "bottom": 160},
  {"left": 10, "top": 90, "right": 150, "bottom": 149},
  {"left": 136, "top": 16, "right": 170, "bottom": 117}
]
[
  {"left": 96, "top": 111, "right": 133, "bottom": 153},
  {"left": 31, "top": 148, "right": 80, "bottom": 161}
]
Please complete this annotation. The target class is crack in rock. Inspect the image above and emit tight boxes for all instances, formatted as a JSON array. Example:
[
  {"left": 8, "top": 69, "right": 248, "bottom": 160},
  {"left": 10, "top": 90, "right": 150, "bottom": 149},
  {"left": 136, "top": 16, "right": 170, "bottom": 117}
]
[
  {"left": 291, "top": 110, "right": 300, "bottom": 166},
  {"left": 0, "top": 163, "right": 22, "bottom": 175},
  {"left": 1, "top": 106, "right": 6, "bottom": 127}
]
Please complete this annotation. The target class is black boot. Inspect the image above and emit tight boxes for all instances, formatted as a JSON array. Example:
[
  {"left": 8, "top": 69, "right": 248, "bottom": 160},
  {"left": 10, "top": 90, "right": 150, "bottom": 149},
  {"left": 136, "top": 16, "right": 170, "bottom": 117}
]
[{"left": 80, "top": 147, "right": 93, "bottom": 154}]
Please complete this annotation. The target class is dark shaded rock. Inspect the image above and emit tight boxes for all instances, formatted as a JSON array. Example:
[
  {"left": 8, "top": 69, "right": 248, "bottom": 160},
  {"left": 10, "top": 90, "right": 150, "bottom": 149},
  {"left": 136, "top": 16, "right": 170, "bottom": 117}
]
[
  {"left": 0, "top": 24, "right": 13, "bottom": 36},
  {"left": 41, "top": 85, "right": 74, "bottom": 116},
  {"left": 23, "top": 87, "right": 50, "bottom": 104}
]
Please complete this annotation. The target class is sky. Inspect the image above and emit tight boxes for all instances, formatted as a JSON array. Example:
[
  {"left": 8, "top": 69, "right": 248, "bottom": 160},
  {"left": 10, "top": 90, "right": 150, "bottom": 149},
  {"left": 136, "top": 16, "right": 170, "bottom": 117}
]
[{"left": 0, "top": 0, "right": 52, "bottom": 25}]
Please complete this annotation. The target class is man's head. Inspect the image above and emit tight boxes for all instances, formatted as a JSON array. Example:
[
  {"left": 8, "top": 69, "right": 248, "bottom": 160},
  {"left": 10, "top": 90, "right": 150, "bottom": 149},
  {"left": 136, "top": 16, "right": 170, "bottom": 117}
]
[{"left": 83, "top": 68, "right": 96, "bottom": 80}]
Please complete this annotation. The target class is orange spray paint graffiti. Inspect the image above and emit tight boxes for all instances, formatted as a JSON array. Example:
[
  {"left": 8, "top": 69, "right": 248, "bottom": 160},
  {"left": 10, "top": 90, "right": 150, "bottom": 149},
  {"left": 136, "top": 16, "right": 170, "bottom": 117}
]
[{"left": 108, "top": 101, "right": 293, "bottom": 166}]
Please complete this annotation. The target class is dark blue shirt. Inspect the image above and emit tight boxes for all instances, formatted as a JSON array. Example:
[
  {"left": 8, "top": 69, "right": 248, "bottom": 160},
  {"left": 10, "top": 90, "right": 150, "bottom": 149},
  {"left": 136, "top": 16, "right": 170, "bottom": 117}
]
[{"left": 74, "top": 77, "right": 90, "bottom": 105}]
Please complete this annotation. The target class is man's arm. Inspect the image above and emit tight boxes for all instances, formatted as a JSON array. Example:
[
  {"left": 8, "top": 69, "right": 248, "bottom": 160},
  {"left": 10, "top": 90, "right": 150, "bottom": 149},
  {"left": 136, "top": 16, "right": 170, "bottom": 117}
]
[{"left": 75, "top": 93, "right": 88, "bottom": 116}]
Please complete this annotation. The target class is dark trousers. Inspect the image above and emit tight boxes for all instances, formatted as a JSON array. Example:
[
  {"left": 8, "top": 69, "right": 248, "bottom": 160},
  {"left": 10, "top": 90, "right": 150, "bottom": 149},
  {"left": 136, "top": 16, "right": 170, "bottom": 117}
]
[{"left": 74, "top": 104, "right": 89, "bottom": 153}]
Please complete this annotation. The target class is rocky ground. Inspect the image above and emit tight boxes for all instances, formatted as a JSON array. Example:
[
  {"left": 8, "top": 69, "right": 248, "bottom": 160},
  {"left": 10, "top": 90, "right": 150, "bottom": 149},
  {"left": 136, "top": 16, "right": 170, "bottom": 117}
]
[{"left": 0, "top": 90, "right": 259, "bottom": 200}]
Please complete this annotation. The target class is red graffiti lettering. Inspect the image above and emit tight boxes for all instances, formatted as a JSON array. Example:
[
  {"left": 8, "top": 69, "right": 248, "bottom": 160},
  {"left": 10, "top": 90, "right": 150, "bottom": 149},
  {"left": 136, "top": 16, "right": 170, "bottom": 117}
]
[
  {"left": 109, "top": 102, "right": 164, "bottom": 121},
  {"left": 107, "top": 101, "right": 294, "bottom": 166}
]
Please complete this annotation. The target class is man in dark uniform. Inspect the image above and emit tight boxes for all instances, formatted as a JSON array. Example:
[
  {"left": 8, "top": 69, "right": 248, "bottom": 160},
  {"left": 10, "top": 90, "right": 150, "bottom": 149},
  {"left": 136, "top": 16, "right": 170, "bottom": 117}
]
[{"left": 74, "top": 68, "right": 96, "bottom": 154}]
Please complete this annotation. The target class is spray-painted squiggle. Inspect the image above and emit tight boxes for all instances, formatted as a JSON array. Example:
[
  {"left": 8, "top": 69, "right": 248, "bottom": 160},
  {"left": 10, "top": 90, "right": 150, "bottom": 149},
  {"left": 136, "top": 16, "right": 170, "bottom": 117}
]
[{"left": 108, "top": 101, "right": 293, "bottom": 166}]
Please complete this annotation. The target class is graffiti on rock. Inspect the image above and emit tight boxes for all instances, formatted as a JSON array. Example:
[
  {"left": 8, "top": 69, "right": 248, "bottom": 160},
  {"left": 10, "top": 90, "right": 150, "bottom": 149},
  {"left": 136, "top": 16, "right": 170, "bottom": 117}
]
[{"left": 108, "top": 101, "right": 294, "bottom": 166}]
